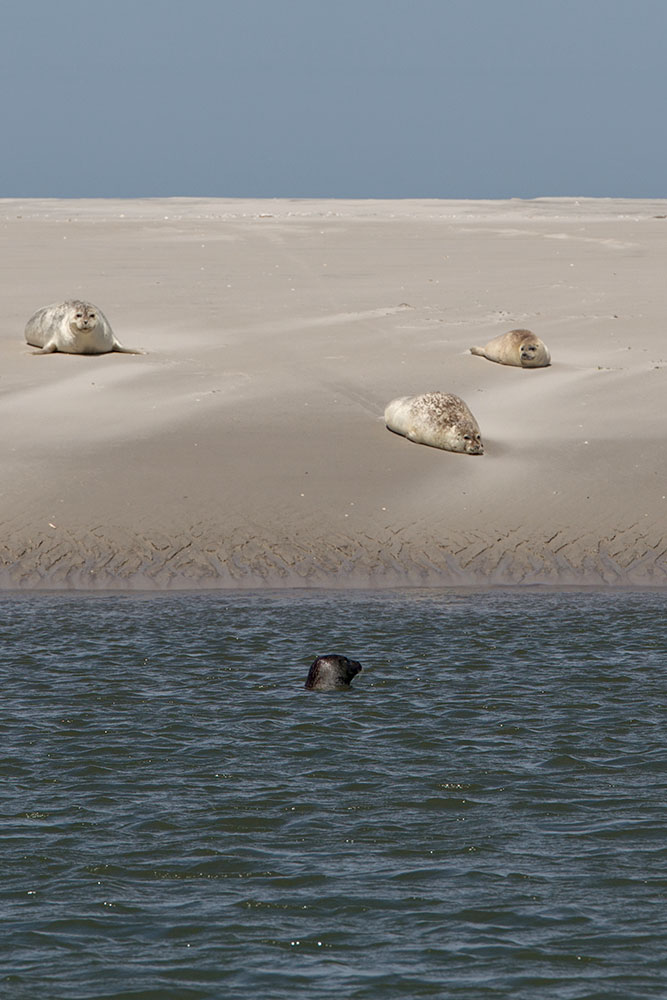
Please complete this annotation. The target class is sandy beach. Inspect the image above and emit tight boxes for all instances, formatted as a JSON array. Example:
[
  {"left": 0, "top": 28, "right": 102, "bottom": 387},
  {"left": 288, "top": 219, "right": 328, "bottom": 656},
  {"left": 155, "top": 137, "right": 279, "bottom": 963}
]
[{"left": 1, "top": 197, "right": 665, "bottom": 589}]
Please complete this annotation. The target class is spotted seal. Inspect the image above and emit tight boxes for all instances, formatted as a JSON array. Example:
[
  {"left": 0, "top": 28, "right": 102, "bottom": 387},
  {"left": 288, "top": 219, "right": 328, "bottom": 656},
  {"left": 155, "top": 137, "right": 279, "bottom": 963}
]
[
  {"left": 304, "top": 655, "right": 363, "bottom": 690},
  {"left": 384, "top": 391, "right": 484, "bottom": 454},
  {"left": 24, "top": 300, "right": 143, "bottom": 355},
  {"left": 470, "top": 328, "right": 550, "bottom": 368}
]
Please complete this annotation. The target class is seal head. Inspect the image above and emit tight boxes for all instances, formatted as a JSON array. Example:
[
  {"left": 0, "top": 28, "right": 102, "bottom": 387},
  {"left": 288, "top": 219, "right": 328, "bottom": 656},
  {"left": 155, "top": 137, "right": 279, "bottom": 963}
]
[{"left": 304, "top": 654, "right": 363, "bottom": 691}]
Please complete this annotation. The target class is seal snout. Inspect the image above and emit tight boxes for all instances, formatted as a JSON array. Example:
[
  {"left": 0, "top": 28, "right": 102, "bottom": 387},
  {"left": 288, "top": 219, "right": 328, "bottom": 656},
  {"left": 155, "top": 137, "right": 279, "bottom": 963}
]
[
  {"left": 464, "top": 436, "right": 484, "bottom": 455},
  {"left": 304, "top": 654, "right": 363, "bottom": 691}
]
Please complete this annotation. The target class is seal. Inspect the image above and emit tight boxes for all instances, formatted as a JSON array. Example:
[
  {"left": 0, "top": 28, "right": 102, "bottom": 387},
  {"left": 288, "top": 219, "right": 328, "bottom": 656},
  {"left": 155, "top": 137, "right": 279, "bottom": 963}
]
[
  {"left": 304, "top": 655, "right": 363, "bottom": 691},
  {"left": 384, "top": 391, "right": 484, "bottom": 454},
  {"left": 470, "top": 328, "right": 550, "bottom": 368},
  {"left": 24, "top": 300, "right": 144, "bottom": 355}
]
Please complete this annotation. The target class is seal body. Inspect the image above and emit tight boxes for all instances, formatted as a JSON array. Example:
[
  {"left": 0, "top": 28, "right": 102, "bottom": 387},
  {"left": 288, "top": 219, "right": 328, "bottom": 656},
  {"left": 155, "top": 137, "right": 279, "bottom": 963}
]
[
  {"left": 304, "top": 655, "right": 363, "bottom": 691},
  {"left": 470, "top": 328, "right": 550, "bottom": 368},
  {"left": 384, "top": 391, "right": 484, "bottom": 454},
  {"left": 24, "top": 300, "right": 143, "bottom": 355}
]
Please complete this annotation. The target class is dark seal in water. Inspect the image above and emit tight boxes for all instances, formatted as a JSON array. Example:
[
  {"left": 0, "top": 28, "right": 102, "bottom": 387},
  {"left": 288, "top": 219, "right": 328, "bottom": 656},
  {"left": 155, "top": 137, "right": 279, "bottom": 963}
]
[{"left": 304, "top": 654, "right": 363, "bottom": 691}]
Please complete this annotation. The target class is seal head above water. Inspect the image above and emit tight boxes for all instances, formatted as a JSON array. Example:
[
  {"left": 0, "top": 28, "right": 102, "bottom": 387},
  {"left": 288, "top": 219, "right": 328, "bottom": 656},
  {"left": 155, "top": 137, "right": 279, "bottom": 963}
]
[
  {"left": 24, "top": 300, "right": 144, "bottom": 355},
  {"left": 304, "top": 655, "right": 363, "bottom": 691},
  {"left": 470, "top": 328, "right": 550, "bottom": 368},
  {"left": 384, "top": 391, "right": 484, "bottom": 454}
]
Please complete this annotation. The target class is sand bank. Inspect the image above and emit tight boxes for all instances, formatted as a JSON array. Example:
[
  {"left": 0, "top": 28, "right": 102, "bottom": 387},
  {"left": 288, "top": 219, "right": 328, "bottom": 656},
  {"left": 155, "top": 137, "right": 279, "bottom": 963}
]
[{"left": 1, "top": 197, "right": 665, "bottom": 589}]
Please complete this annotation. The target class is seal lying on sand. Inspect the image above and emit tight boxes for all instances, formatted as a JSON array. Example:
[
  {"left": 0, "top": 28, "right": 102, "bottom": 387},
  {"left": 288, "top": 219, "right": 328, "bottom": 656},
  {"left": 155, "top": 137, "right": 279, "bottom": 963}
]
[
  {"left": 25, "top": 300, "right": 144, "bottom": 355},
  {"left": 304, "top": 655, "right": 363, "bottom": 690},
  {"left": 384, "top": 391, "right": 484, "bottom": 454},
  {"left": 470, "top": 328, "right": 550, "bottom": 368}
]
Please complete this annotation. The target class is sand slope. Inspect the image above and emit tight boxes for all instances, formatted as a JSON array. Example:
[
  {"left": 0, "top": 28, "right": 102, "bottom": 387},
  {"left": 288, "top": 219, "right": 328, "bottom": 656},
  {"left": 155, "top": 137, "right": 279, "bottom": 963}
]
[{"left": 1, "top": 197, "right": 665, "bottom": 588}]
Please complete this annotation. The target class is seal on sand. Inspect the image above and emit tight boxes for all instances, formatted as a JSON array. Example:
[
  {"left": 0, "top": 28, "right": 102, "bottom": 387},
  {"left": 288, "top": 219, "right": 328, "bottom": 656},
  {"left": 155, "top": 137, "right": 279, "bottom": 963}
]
[
  {"left": 304, "top": 655, "right": 363, "bottom": 690},
  {"left": 470, "top": 328, "right": 550, "bottom": 368},
  {"left": 24, "top": 300, "right": 144, "bottom": 355},
  {"left": 384, "top": 391, "right": 484, "bottom": 454}
]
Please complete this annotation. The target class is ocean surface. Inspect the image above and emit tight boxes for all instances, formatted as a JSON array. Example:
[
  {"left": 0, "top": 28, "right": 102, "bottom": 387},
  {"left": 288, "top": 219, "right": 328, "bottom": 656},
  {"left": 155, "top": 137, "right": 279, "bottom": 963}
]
[{"left": 1, "top": 588, "right": 665, "bottom": 1000}]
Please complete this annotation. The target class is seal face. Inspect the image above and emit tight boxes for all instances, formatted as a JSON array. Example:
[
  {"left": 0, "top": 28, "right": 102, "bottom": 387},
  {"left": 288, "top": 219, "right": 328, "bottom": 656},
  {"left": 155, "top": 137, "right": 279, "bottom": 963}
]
[
  {"left": 24, "top": 300, "right": 143, "bottom": 355},
  {"left": 304, "top": 654, "right": 363, "bottom": 690},
  {"left": 470, "top": 328, "right": 551, "bottom": 368},
  {"left": 384, "top": 391, "right": 484, "bottom": 454}
]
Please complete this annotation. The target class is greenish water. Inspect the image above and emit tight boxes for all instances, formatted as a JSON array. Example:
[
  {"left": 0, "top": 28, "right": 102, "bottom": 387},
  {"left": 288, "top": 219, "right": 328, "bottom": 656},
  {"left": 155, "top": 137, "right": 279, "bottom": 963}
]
[{"left": 1, "top": 589, "right": 665, "bottom": 999}]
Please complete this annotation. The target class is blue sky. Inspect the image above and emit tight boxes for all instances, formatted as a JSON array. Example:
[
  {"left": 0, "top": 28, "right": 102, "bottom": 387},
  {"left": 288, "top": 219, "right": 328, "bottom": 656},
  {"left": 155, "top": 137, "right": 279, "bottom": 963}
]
[{"left": 1, "top": 0, "right": 665, "bottom": 198}]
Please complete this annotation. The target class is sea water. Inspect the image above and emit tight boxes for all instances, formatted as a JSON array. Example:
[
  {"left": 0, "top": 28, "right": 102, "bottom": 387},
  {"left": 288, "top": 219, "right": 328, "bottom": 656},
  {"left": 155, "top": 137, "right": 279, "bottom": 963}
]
[{"left": 1, "top": 589, "right": 665, "bottom": 999}]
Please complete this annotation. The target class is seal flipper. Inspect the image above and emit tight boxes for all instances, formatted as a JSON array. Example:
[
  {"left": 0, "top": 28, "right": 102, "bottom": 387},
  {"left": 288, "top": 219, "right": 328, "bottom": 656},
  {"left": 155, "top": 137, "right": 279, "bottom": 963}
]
[{"left": 111, "top": 339, "right": 146, "bottom": 355}]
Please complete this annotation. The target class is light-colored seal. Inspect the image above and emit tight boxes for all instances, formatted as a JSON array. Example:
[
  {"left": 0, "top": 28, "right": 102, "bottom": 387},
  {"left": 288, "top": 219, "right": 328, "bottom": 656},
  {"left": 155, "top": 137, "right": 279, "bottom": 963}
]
[
  {"left": 304, "top": 655, "right": 363, "bottom": 691},
  {"left": 470, "top": 328, "right": 550, "bottom": 368},
  {"left": 384, "top": 391, "right": 484, "bottom": 454},
  {"left": 24, "top": 300, "right": 143, "bottom": 355}
]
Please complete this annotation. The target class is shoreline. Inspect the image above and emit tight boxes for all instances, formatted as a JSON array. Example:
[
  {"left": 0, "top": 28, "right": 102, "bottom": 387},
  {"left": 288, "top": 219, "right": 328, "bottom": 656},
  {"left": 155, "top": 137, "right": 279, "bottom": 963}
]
[{"left": 1, "top": 583, "right": 665, "bottom": 599}]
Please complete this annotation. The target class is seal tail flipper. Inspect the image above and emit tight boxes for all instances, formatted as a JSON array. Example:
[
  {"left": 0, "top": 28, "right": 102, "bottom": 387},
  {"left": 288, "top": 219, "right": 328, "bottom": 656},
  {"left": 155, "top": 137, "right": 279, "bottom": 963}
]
[
  {"left": 469, "top": 346, "right": 486, "bottom": 357},
  {"left": 111, "top": 341, "right": 146, "bottom": 355}
]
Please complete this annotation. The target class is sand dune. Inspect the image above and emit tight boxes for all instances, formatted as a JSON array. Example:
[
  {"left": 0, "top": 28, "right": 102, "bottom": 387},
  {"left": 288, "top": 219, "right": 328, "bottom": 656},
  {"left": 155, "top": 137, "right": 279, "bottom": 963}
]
[{"left": 1, "top": 198, "right": 665, "bottom": 588}]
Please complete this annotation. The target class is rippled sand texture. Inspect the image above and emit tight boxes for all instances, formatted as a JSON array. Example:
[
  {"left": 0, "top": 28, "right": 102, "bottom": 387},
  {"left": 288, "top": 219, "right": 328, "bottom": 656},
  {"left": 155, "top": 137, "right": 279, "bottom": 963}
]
[{"left": 1, "top": 198, "right": 665, "bottom": 588}]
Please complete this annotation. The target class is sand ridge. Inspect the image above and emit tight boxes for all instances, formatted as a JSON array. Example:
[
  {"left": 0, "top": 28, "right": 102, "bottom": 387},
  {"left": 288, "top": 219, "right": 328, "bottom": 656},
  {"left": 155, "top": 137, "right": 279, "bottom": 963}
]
[{"left": 1, "top": 198, "right": 665, "bottom": 588}]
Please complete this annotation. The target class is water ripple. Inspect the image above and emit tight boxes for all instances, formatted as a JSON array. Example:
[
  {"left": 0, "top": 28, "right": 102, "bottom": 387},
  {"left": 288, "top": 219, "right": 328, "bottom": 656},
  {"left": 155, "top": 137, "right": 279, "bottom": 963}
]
[{"left": 0, "top": 589, "right": 665, "bottom": 998}]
